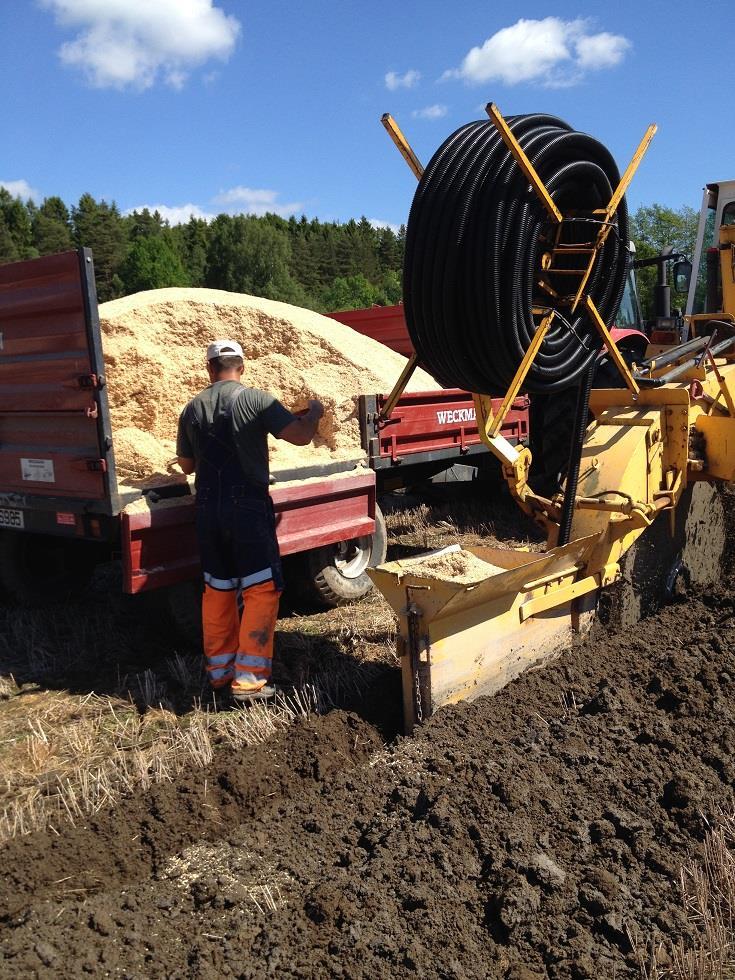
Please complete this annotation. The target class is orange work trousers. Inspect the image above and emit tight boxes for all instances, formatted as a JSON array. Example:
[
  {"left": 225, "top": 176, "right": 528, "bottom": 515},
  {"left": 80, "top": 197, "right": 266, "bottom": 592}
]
[{"left": 202, "top": 580, "right": 281, "bottom": 693}]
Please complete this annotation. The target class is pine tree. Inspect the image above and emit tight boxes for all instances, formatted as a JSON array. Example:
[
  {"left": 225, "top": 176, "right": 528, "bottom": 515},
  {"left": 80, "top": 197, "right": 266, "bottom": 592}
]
[
  {"left": 119, "top": 236, "right": 190, "bottom": 293},
  {"left": 72, "top": 194, "right": 128, "bottom": 301},
  {"left": 126, "top": 208, "right": 164, "bottom": 240},
  {"left": 33, "top": 197, "right": 73, "bottom": 255},
  {"left": 0, "top": 189, "right": 36, "bottom": 260}
]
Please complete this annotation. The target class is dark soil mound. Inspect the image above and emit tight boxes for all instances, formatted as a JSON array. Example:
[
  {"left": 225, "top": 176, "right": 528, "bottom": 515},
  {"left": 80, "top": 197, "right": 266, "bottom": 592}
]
[{"left": 2, "top": 589, "right": 735, "bottom": 978}]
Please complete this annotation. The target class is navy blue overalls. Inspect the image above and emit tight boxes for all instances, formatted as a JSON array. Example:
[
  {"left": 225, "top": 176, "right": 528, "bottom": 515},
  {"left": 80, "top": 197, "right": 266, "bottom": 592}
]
[{"left": 194, "top": 389, "right": 283, "bottom": 693}]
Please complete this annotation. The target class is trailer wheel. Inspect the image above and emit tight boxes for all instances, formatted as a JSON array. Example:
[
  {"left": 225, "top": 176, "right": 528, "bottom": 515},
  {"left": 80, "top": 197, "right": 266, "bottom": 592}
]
[
  {"left": 0, "top": 531, "right": 101, "bottom": 605},
  {"left": 304, "top": 505, "right": 387, "bottom": 607}
]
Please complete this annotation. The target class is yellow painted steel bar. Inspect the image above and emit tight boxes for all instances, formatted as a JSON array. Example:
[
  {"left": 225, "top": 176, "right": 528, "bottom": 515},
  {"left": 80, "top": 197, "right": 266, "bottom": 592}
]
[
  {"left": 571, "top": 251, "right": 602, "bottom": 314},
  {"left": 482, "top": 311, "right": 555, "bottom": 438},
  {"left": 518, "top": 572, "right": 600, "bottom": 622},
  {"left": 604, "top": 124, "right": 657, "bottom": 224},
  {"left": 584, "top": 295, "right": 640, "bottom": 395},
  {"left": 379, "top": 351, "right": 420, "bottom": 420},
  {"left": 571, "top": 124, "right": 657, "bottom": 312},
  {"left": 707, "top": 350, "right": 735, "bottom": 417},
  {"left": 485, "top": 103, "right": 563, "bottom": 225},
  {"left": 381, "top": 113, "right": 424, "bottom": 180}
]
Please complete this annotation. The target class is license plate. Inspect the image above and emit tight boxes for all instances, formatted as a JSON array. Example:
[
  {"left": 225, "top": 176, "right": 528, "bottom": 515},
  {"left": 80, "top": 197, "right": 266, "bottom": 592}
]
[{"left": 0, "top": 508, "right": 24, "bottom": 529}]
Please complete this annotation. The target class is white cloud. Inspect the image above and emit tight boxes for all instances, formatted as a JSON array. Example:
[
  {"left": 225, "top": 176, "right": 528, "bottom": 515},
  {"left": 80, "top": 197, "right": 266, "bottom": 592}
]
[
  {"left": 0, "top": 179, "right": 40, "bottom": 200},
  {"left": 385, "top": 69, "right": 421, "bottom": 91},
  {"left": 412, "top": 104, "right": 448, "bottom": 121},
  {"left": 368, "top": 218, "right": 402, "bottom": 235},
  {"left": 445, "top": 18, "right": 630, "bottom": 88},
  {"left": 126, "top": 203, "right": 216, "bottom": 224},
  {"left": 41, "top": 0, "right": 241, "bottom": 91},
  {"left": 575, "top": 32, "right": 630, "bottom": 70},
  {"left": 126, "top": 187, "right": 303, "bottom": 224},
  {"left": 213, "top": 186, "right": 303, "bottom": 217}
]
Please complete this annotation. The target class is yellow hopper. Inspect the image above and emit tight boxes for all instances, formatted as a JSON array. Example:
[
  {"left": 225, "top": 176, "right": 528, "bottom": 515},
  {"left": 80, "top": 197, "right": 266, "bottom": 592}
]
[{"left": 369, "top": 534, "right": 603, "bottom": 733}]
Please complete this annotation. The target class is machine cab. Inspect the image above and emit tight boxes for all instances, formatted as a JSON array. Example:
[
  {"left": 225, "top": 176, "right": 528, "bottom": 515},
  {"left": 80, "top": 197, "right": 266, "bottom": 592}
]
[{"left": 686, "top": 179, "right": 735, "bottom": 318}]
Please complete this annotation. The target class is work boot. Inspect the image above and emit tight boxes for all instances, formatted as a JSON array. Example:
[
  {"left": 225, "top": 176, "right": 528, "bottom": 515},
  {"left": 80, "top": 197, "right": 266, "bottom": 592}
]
[{"left": 232, "top": 683, "right": 280, "bottom": 705}]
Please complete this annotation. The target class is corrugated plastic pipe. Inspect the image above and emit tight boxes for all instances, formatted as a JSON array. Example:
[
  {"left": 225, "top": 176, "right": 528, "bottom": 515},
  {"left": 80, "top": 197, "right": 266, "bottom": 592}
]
[{"left": 403, "top": 114, "right": 629, "bottom": 396}]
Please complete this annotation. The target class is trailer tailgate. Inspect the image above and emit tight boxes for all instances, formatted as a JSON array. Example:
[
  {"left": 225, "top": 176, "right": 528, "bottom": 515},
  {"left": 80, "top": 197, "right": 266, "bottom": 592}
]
[
  {"left": 0, "top": 250, "right": 117, "bottom": 508},
  {"left": 327, "top": 304, "right": 412, "bottom": 357}
]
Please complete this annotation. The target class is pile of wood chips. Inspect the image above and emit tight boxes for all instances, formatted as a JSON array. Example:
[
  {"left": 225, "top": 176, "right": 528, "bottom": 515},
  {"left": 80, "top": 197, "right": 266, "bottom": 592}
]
[{"left": 98, "top": 288, "right": 436, "bottom": 489}]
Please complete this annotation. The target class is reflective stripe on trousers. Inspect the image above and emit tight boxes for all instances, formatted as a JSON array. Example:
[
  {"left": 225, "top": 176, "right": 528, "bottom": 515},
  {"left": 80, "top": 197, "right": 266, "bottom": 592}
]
[{"left": 202, "top": 579, "right": 281, "bottom": 691}]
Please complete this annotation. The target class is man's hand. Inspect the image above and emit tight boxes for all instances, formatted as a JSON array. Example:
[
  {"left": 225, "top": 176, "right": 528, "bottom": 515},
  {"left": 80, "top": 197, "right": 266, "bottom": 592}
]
[
  {"left": 305, "top": 399, "right": 324, "bottom": 422},
  {"left": 277, "top": 399, "right": 324, "bottom": 446}
]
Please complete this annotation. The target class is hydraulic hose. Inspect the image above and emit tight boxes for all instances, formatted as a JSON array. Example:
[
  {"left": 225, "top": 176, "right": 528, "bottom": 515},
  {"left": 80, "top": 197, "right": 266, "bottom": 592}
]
[{"left": 403, "top": 114, "right": 629, "bottom": 395}]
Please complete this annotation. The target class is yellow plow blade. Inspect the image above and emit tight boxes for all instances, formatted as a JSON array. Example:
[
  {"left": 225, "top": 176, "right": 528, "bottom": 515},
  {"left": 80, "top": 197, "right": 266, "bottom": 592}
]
[{"left": 369, "top": 534, "right": 603, "bottom": 733}]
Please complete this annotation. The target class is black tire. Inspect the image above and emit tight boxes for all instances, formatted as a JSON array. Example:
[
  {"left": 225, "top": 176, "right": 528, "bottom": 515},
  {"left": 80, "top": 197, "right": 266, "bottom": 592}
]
[
  {"left": 0, "top": 530, "right": 102, "bottom": 606},
  {"left": 303, "top": 504, "right": 388, "bottom": 608}
]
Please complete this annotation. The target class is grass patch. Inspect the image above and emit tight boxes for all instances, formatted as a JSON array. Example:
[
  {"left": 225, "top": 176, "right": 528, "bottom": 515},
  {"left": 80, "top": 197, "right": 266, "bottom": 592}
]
[
  {"left": 0, "top": 684, "right": 323, "bottom": 843},
  {"left": 635, "top": 807, "right": 735, "bottom": 979},
  {"left": 0, "top": 483, "right": 525, "bottom": 843}
]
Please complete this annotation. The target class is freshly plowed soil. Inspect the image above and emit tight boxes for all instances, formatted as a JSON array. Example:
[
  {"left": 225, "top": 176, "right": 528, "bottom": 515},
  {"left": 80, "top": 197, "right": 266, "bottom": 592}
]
[{"left": 2, "top": 588, "right": 735, "bottom": 978}]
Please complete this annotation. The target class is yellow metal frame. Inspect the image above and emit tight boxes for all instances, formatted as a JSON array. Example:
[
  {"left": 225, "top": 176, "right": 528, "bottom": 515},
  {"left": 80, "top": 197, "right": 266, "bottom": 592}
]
[
  {"left": 379, "top": 352, "right": 420, "bottom": 421},
  {"left": 570, "top": 124, "right": 658, "bottom": 311},
  {"left": 376, "top": 115, "right": 425, "bottom": 419},
  {"left": 584, "top": 296, "right": 639, "bottom": 395},
  {"left": 485, "top": 103, "right": 562, "bottom": 225},
  {"left": 374, "top": 106, "right": 735, "bottom": 734},
  {"left": 380, "top": 105, "right": 650, "bottom": 420},
  {"left": 381, "top": 113, "right": 424, "bottom": 180},
  {"left": 477, "top": 311, "right": 555, "bottom": 438}
]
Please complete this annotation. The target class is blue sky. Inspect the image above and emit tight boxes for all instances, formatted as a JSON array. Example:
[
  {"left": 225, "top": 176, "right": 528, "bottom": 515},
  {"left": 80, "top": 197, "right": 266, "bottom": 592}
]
[{"left": 2, "top": 1, "right": 732, "bottom": 231}]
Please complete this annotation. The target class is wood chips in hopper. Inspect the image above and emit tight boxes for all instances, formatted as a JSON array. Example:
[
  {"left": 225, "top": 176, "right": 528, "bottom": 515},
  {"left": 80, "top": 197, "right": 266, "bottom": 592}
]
[{"left": 98, "top": 288, "right": 437, "bottom": 489}]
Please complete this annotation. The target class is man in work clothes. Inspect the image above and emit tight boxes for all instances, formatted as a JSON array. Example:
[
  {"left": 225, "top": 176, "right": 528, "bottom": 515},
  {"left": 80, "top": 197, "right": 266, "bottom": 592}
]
[{"left": 176, "top": 339, "right": 323, "bottom": 702}]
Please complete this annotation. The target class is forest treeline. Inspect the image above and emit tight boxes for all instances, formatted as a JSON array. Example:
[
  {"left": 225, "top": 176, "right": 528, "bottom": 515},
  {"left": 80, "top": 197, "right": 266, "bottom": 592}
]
[
  {"left": 0, "top": 188, "right": 404, "bottom": 312},
  {"left": 0, "top": 187, "right": 696, "bottom": 317}
]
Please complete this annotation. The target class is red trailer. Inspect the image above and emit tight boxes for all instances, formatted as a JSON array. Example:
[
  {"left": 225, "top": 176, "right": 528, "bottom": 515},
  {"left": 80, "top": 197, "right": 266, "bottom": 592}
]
[
  {"left": 0, "top": 251, "right": 383, "bottom": 609},
  {"left": 329, "top": 304, "right": 414, "bottom": 357},
  {"left": 330, "top": 303, "right": 530, "bottom": 487},
  {"left": 0, "top": 253, "right": 530, "bottom": 613}
]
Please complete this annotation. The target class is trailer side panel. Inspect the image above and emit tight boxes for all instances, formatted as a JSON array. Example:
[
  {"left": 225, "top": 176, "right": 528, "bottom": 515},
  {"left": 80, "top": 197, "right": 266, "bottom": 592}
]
[
  {"left": 0, "top": 250, "right": 118, "bottom": 506},
  {"left": 122, "top": 473, "right": 377, "bottom": 593}
]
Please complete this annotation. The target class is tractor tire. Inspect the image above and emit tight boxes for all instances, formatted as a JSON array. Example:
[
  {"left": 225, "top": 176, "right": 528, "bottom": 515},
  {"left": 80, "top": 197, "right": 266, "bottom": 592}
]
[
  {"left": 303, "top": 504, "right": 388, "bottom": 608},
  {"left": 598, "top": 482, "right": 727, "bottom": 630},
  {"left": 0, "top": 530, "right": 102, "bottom": 606}
]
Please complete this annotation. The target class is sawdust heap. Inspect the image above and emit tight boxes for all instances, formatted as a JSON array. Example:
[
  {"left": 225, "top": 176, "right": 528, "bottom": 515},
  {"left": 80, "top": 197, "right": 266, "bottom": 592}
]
[
  {"left": 402, "top": 549, "right": 505, "bottom": 584},
  {"left": 113, "top": 428, "right": 176, "bottom": 483},
  {"left": 99, "top": 289, "right": 436, "bottom": 489}
]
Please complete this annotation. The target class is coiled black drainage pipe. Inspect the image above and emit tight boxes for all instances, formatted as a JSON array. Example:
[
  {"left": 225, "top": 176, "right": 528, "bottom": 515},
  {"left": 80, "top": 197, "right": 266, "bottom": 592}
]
[{"left": 403, "top": 114, "right": 629, "bottom": 395}]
